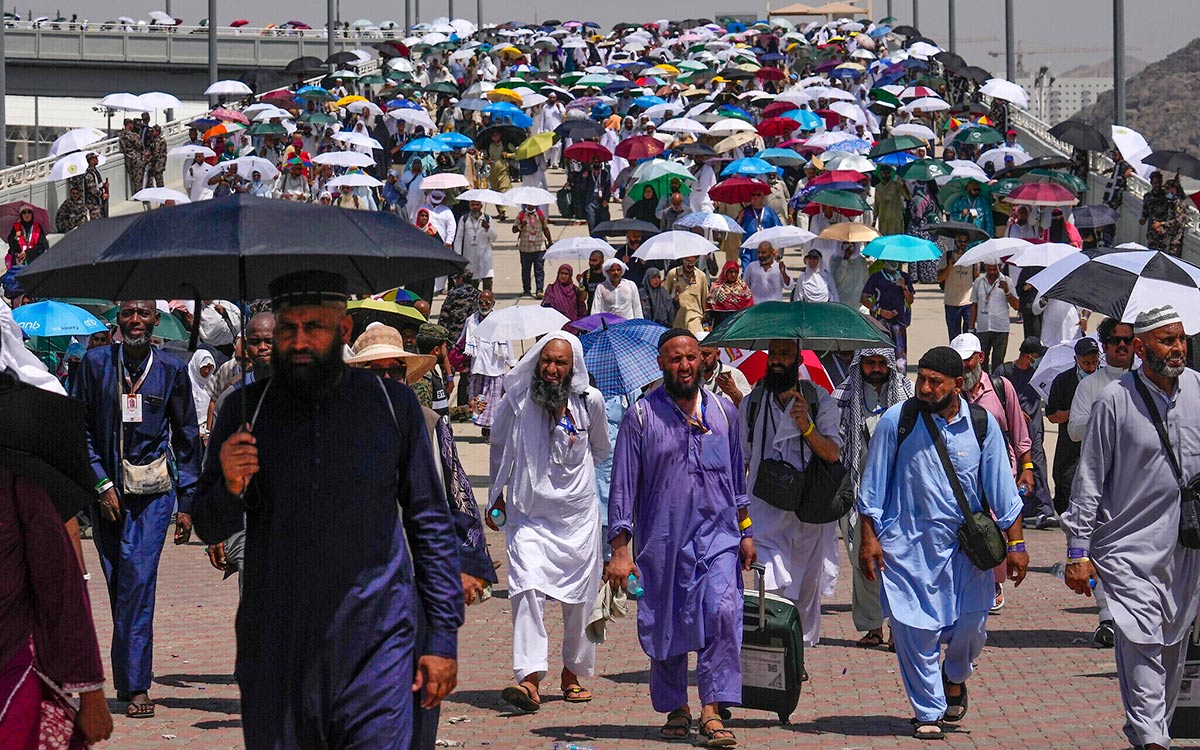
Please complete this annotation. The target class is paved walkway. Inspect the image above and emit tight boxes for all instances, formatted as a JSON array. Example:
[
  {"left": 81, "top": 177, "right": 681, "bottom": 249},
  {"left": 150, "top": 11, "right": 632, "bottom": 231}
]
[{"left": 79, "top": 171, "right": 1184, "bottom": 749}]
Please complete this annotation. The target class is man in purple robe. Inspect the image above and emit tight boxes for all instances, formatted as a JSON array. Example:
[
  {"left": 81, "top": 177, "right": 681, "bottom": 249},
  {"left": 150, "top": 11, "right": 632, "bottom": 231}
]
[{"left": 607, "top": 328, "right": 756, "bottom": 747}]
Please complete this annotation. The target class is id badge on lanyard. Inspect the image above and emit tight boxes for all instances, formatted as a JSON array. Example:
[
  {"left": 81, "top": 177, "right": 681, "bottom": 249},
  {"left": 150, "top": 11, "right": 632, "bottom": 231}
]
[{"left": 121, "top": 349, "right": 153, "bottom": 423}]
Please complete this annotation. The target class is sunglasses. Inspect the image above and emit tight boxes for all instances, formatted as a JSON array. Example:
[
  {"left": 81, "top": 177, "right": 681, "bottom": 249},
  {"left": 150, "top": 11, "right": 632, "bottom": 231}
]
[
  {"left": 1104, "top": 336, "right": 1134, "bottom": 346},
  {"left": 365, "top": 363, "right": 408, "bottom": 380}
]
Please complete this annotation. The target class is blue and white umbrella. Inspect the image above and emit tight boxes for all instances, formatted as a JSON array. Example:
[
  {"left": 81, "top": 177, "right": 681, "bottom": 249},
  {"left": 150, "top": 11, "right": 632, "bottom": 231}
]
[
  {"left": 721, "top": 157, "right": 779, "bottom": 178},
  {"left": 12, "top": 300, "right": 107, "bottom": 337},
  {"left": 581, "top": 318, "right": 668, "bottom": 397}
]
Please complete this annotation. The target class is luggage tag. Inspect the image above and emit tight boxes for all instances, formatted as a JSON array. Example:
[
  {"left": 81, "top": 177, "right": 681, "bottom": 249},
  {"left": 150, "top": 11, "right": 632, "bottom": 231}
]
[{"left": 122, "top": 393, "right": 144, "bottom": 423}]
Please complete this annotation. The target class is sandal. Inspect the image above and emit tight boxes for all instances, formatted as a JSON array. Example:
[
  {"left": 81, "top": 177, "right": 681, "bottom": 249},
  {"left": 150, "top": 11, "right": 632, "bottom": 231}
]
[
  {"left": 942, "top": 670, "right": 968, "bottom": 723},
  {"left": 500, "top": 684, "right": 540, "bottom": 713},
  {"left": 700, "top": 716, "right": 737, "bottom": 748},
  {"left": 125, "top": 700, "right": 156, "bottom": 719},
  {"left": 856, "top": 631, "right": 884, "bottom": 648},
  {"left": 913, "top": 720, "right": 945, "bottom": 740},
  {"left": 659, "top": 709, "right": 691, "bottom": 741},
  {"left": 561, "top": 685, "right": 592, "bottom": 703}
]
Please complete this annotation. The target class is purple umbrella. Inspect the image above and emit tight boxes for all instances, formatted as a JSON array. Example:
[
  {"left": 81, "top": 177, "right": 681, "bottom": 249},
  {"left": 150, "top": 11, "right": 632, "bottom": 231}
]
[{"left": 564, "top": 312, "right": 625, "bottom": 334}]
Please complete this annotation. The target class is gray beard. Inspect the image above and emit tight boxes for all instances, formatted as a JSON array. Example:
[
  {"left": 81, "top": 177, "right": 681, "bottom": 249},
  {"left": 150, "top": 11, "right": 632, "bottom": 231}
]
[
  {"left": 531, "top": 374, "right": 571, "bottom": 413},
  {"left": 1144, "top": 351, "right": 1186, "bottom": 379},
  {"left": 122, "top": 332, "right": 151, "bottom": 348},
  {"left": 963, "top": 362, "right": 983, "bottom": 391}
]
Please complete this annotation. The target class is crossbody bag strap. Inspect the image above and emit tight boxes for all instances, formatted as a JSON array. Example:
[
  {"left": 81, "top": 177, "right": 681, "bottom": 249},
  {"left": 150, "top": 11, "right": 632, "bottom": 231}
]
[
  {"left": 921, "top": 411, "right": 979, "bottom": 523},
  {"left": 1132, "top": 372, "right": 1185, "bottom": 487}
]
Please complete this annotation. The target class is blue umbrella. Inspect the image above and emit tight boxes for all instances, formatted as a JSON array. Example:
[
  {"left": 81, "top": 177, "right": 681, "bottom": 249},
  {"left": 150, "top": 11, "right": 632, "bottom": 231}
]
[
  {"left": 580, "top": 320, "right": 667, "bottom": 397},
  {"left": 603, "top": 80, "right": 639, "bottom": 92},
  {"left": 830, "top": 67, "right": 864, "bottom": 80},
  {"left": 827, "top": 138, "right": 873, "bottom": 153},
  {"left": 874, "top": 151, "right": 917, "bottom": 167},
  {"left": 869, "top": 25, "right": 892, "bottom": 37},
  {"left": 718, "top": 105, "right": 753, "bottom": 121},
  {"left": 632, "top": 95, "right": 667, "bottom": 109},
  {"left": 721, "top": 157, "right": 779, "bottom": 177},
  {"left": 756, "top": 148, "right": 807, "bottom": 166},
  {"left": 434, "top": 132, "right": 473, "bottom": 148},
  {"left": 387, "top": 99, "right": 422, "bottom": 110},
  {"left": 862, "top": 234, "right": 942, "bottom": 262},
  {"left": 759, "top": 52, "right": 786, "bottom": 62},
  {"left": 12, "top": 300, "right": 107, "bottom": 337},
  {"left": 482, "top": 101, "right": 523, "bottom": 117},
  {"left": 402, "top": 137, "right": 453, "bottom": 153},
  {"left": 783, "top": 109, "right": 824, "bottom": 131}
]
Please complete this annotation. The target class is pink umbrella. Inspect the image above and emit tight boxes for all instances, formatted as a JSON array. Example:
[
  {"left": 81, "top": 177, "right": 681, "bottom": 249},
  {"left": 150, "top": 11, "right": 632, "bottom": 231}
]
[
  {"left": 1003, "top": 182, "right": 1078, "bottom": 208},
  {"left": 210, "top": 107, "right": 250, "bottom": 125}
]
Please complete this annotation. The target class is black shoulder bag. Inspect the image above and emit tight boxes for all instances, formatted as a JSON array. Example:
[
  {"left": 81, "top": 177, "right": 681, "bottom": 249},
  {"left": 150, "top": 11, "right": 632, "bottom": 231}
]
[
  {"left": 1132, "top": 374, "right": 1200, "bottom": 549},
  {"left": 922, "top": 410, "right": 1008, "bottom": 570},
  {"left": 751, "top": 392, "right": 804, "bottom": 513}
]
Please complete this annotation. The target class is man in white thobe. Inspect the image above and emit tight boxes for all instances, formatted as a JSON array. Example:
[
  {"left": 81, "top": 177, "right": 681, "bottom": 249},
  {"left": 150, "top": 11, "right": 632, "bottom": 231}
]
[
  {"left": 739, "top": 339, "right": 843, "bottom": 650},
  {"left": 744, "top": 242, "right": 793, "bottom": 303},
  {"left": 487, "top": 332, "right": 611, "bottom": 712},
  {"left": 591, "top": 259, "right": 643, "bottom": 320},
  {"left": 453, "top": 201, "right": 498, "bottom": 291},
  {"left": 807, "top": 206, "right": 846, "bottom": 270},
  {"left": 690, "top": 157, "right": 717, "bottom": 214},
  {"left": 1063, "top": 305, "right": 1200, "bottom": 750},
  {"left": 539, "top": 94, "right": 566, "bottom": 168}
]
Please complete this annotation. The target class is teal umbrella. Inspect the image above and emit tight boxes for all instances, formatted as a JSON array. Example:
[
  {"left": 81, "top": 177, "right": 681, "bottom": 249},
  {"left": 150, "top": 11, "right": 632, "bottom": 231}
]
[
  {"left": 897, "top": 158, "right": 951, "bottom": 181},
  {"left": 862, "top": 235, "right": 943, "bottom": 262},
  {"left": 703, "top": 301, "right": 893, "bottom": 351},
  {"left": 952, "top": 126, "right": 1004, "bottom": 146},
  {"left": 12, "top": 300, "right": 107, "bottom": 337}
]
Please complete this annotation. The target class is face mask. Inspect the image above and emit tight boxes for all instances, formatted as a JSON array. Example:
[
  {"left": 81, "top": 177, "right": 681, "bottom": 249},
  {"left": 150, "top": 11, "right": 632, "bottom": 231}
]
[{"left": 1076, "top": 366, "right": 1093, "bottom": 379}]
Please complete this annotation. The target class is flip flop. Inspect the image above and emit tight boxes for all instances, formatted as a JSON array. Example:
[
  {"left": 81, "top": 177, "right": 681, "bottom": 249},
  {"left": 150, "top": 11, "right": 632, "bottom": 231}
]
[
  {"left": 500, "top": 684, "right": 540, "bottom": 713},
  {"left": 562, "top": 685, "right": 592, "bottom": 703},
  {"left": 125, "top": 701, "right": 156, "bottom": 719}
]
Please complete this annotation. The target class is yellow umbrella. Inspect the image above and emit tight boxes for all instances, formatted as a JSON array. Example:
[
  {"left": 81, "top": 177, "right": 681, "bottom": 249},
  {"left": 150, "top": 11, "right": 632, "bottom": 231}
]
[
  {"left": 487, "top": 88, "right": 523, "bottom": 105},
  {"left": 651, "top": 63, "right": 680, "bottom": 75},
  {"left": 818, "top": 222, "right": 880, "bottom": 243},
  {"left": 335, "top": 95, "right": 369, "bottom": 108},
  {"left": 497, "top": 46, "right": 524, "bottom": 59},
  {"left": 348, "top": 297, "right": 426, "bottom": 322},
  {"left": 736, "top": 62, "right": 761, "bottom": 72},
  {"left": 514, "top": 131, "right": 557, "bottom": 160},
  {"left": 834, "top": 62, "right": 866, "bottom": 72}
]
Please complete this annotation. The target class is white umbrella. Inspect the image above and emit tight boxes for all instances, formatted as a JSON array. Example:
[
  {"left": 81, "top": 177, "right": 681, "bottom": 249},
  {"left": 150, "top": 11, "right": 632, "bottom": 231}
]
[
  {"left": 328, "top": 173, "right": 384, "bottom": 188},
  {"left": 942, "top": 161, "right": 989, "bottom": 183},
  {"left": 48, "top": 152, "right": 106, "bottom": 182},
  {"left": 740, "top": 226, "right": 817, "bottom": 250},
  {"left": 1007, "top": 242, "right": 1081, "bottom": 268},
  {"left": 1029, "top": 340, "right": 1089, "bottom": 400},
  {"left": 955, "top": 237, "right": 1032, "bottom": 266},
  {"left": 168, "top": 144, "right": 216, "bottom": 159},
  {"left": 388, "top": 108, "right": 437, "bottom": 131},
  {"left": 232, "top": 156, "right": 280, "bottom": 181},
  {"left": 503, "top": 186, "right": 554, "bottom": 206},
  {"left": 902, "top": 96, "right": 950, "bottom": 113},
  {"left": 980, "top": 78, "right": 1029, "bottom": 109},
  {"left": 345, "top": 101, "right": 384, "bottom": 117},
  {"left": 449, "top": 18, "right": 477, "bottom": 36},
  {"left": 332, "top": 131, "right": 384, "bottom": 150},
  {"left": 1110, "top": 124, "right": 1155, "bottom": 178},
  {"left": 633, "top": 230, "right": 718, "bottom": 261},
  {"left": 707, "top": 118, "right": 756, "bottom": 137},
  {"left": 473, "top": 304, "right": 569, "bottom": 343},
  {"left": 672, "top": 212, "right": 744, "bottom": 234},
  {"left": 312, "top": 151, "right": 375, "bottom": 168},
  {"left": 642, "top": 102, "right": 683, "bottom": 120},
  {"left": 828, "top": 101, "right": 863, "bottom": 121},
  {"left": 977, "top": 147, "right": 1030, "bottom": 171},
  {"left": 148, "top": 10, "right": 175, "bottom": 23},
  {"left": 657, "top": 117, "right": 708, "bottom": 135},
  {"left": 99, "top": 92, "right": 148, "bottom": 112},
  {"left": 821, "top": 153, "right": 875, "bottom": 173},
  {"left": 907, "top": 41, "right": 941, "bottom": 59},
  {"left": 544, "top": 236, "right": 616, "bottom": 261},
  {"left": 389, "top": 58, "right": 418, "bottom": 73},
  {"left": 49, "top": 128, "right": 105, "bottom": 158},
  {"left": 132, "top": 187, "right": 190, "bottom": 204},
  {"left": 890, "top": 123, "right": 936, "bottom": 141},
  {"left": 137, "top": 91, "right": 182, "bottom": 111},
  {"left": 204, "top": 80, "right": 253, "bottom": 97},
  {"left": 420, "top": 173, "right": 470, "bottom": 190},
  {"left": 457, "top": 188, "right": 510, "bottom": 205},
  {"left": 805, "top": 131, "right": 855, "bottom": 149}
]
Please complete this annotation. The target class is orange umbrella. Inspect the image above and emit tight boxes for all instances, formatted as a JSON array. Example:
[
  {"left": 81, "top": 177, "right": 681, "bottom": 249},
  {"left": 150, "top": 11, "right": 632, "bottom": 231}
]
[{"left": 203, "top": 122, "right": 246, "bottom": 140}]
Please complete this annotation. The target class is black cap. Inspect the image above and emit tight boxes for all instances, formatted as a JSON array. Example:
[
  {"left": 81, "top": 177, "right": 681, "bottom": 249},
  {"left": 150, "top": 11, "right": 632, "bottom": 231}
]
[
  {"left": 1074, "top": 338, "right": 1100, "bottom": 356},
  {"left": 917, "top": 346, "right": 964, "bottom": 378},
  {"left": 658, "top": 327, "right": 697, "bottom": 350},
  {"left": 1018, "top": 336, "right": 1047, "bottom": 356},
  {"left": 268, "top": 269, "right": 349, "bottom": 310}
]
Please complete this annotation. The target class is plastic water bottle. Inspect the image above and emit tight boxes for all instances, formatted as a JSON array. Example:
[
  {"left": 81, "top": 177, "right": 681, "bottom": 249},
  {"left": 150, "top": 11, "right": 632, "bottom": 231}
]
[
  {"left": 488, "top": 507, "right": 506, "bottom": 528},
  {"left": 1018, "top": 486, "right": 1028, "bottom": 497},
  {"left": 626, "top": 573, "right": 644, "bottom": 598},
  {"left": 1050, "top": 561, "right": 1096, "bottom": 589}
]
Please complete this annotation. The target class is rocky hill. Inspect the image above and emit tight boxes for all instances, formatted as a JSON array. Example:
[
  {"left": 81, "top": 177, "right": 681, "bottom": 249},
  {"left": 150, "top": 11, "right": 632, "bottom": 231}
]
[{"left": 1072, "top": 37, "right": 1200, "bottom": 153}]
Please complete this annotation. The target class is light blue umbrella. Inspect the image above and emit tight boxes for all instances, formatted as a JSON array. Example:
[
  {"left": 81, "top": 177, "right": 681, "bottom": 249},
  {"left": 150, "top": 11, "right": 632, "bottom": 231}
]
[
  {"left": 632, "top": 95, "right": 667, "bottom": 109},
  {"left": 862, "top": 234, "right": 942, "bottom": 262},
  {"left": 402, "top": 137, "right": 454, "bottom": 153},
  {"left": 12, "top": 300, "right": 107, "bottom": 337},
  {"left": 783, "top": 109, "right": 824, "bottom": 131},
  {"left": 434, "top": 132, "right": 473, "bottom": 148},
  {"left": 756, "top": 148, "right": 807, "bottom": 167},
  {"left": 482, "top": 102, "right": 534, "bottom": 128},
  {"left": 721, "top": 157, "right": 779, "bottom": 178},
  {"left": 874, "top": 151, "right": 917, "bottom": 168},
  {"left": 580, "top": 318, "right": 668, "bottom": 397},
  {"left": 826, "top": 138, "right": 873, "bottom": 153}
]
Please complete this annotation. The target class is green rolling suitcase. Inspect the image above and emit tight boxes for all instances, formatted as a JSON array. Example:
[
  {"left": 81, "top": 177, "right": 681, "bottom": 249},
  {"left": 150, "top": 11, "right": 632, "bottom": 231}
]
[{"left": 740, "top": 563, "right": 804, "bottom": 724}]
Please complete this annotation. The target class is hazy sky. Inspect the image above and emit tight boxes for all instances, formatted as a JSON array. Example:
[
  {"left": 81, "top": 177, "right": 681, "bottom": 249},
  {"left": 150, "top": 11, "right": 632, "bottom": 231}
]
[{"left": 17, "top": 0, "right": 1196, "bottom": 76}]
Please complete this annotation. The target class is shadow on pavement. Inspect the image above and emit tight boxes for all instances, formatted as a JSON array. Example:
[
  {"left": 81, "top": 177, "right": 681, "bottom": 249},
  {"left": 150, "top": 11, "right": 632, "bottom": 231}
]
[
  {"left": 195, "top": 719, "right": 242, "bottom": 730},
  {"left": 985, "top": 628, "right": 1100, "bottom": 648},
  {"left": 155, "top": 673, "right": 236, "bottom": 688},
  {"left": 154, "top": 696, "right": 242, "bottom": 715}
]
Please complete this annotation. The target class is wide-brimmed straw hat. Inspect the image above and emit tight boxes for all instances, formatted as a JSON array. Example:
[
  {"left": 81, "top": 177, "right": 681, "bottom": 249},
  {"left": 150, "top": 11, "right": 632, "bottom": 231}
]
[{"left": 344, "top": 324, "right": 437, "bottom": 384}]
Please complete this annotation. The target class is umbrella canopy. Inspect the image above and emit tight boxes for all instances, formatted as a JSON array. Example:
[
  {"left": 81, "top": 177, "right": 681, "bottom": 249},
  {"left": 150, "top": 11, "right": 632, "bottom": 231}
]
[
  {"left": 564, "top": 312, "right": 626, "bottom": 334},
  {"left": 615, "top": 136, "right": 665, "bottom": 161},
  {"left": 1142, "top": 150, "right": 1200, "bottom": 180},
  {"left": 817, "top": 222, "right": 879, "bottom": 243},
  {"left": 419, "top": 173, "right": 470, "bottom": 191},
  {"left": 672, "top": 212, "right": 744, "bottom": 234},
  {"left": 703, "top": 300, "right": 893, "bottom": 351},
  {"left": 1048, "top": 120, "right": 1110, "bottom": 153},
  {"left": 474, "top": 124, "right": 526, "bottom": 149},
  {"left": 633, "top": 231, "right": 717, "bottom": 261},
  {"left": 740, "top": 226, "right": 817, "bottom": 250},
  {"left": 708, "top": 177, "right": 770, "bottom": 204},
  {"left": 544, "top": 236, "right": 616, "bottom": 261},
  {"left": 19, "top": 194, "right": 464, "bottom": 300},
  {"left": 1071, "top": 205, "right": 1120, "bottom": 229},
  {"left": 979, "top": 78, "right": 1028, "bottom": 108},
  {"left": 504, "top": 186, "right": 555, "bottom": 206},
  {"left": 1004, "top": 182, "right": 1078, "bottom": 208},
  {"left": 862, "top": 234, "right": 942, "bottom": 262},
  {"left": 12, "top": 300, "right": 107, "bottom": 337},
  {"left": 346, "top": 298, "right": 426, "bottom": 338},
  {"left": 49, "top": 128, "right": 106, "bottom": 158},
  {"left": 1029, "top": 250, "right": 1200, "bottom": 334},
  {"left": 554, "top": 119, "right": 605, "bottom": 140},
  {"left": 955, "top": 237, "right": 1031, "bottom": 267},
  {"left": 721, "top": 157, "right": 778, "bottom": 178},
  {"left": 580, "top": 318, "right": 669, "bottom": 396},
  {"left": 328, "top": 174, "right": 384, "bottom": 189},
  {"left": 868, "top": 135, "right": 925, "bottom": 158},
  {"left": 897, "top": 158, "right": 951, "bottom": 181},
  {"left": 131, "top": 187, "right": 190, "bottom": 205},
  {"left": 807, "top": 189, "right": 870, "bottom": 212},
  {"left": 472, "top": 304, "right": 569, "bottom": 342},
  {"left": 0, "top": 201, "right": 52, "bottom": 231},
  {"left": 1007, "top": 242, "right": 1081, "bottom": 268},
  {"left": 514, "top": 132, "right": 558, "bottom": 160},
  {"left": 925, "top": 220, "right": 989, "bottom": 243},
  {"left": 456, "top": 188, "right": 511, "bottom": 206},
  {"left": 590, "top": 218, "right": 662, "bottom": 237},
  {"left": 205, "top": 80, "right": 253, "bottom": 97},
  {"left": 312, "top": 151, "right": 375, "bottom": 168}
]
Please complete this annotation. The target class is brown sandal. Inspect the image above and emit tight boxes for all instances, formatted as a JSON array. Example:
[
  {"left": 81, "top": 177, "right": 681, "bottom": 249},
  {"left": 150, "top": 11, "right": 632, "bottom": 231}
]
[
  {"left": 125, "top": 700, "right": 156, "bottom": 719},
  {"left": 700, "top": 716, "right": 737, "bottom": 748},
  {"left": 659, "top": 709, "right": 691, "bottom": 741}
]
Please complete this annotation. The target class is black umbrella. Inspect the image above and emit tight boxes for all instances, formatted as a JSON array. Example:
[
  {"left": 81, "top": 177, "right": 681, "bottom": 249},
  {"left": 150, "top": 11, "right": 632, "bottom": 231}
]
[
  {"left": 0, "top": 371, "right": 95, "bottom": 521},
  {"left": 20, "top": 194, "right": 465, "bottom": 301},
  {"left": 1143, "top": 150, "right": 1200, "bottom": 180},
  {"left": 554, "top": 119, "right": 604, "bottom": 140},
  {"left": 239, "top": 68, "right": 285, "bottom": 93},
  {"left": 926, "top": 220, "right": 989, "bottom": 243},
  {"left": 891, "top": 24, "right": 919, "bottom": 36},
  {"left": 474, "top": 124, "right": 526, "bottom": 150},
  {"left": 933, "top": 51, "right": 966, "bottom": 72},
  {"left": 1048, "top": 120, "right": 1110, "bottom": 153},
  {"left": 284, "top": 55, "right": 325, "bottom": 74},
  {"left": 993, "top": 154, "right": 1072, "bottom": 180},
  {"left": 325, "top": 50, "right": 360, "bottom": 66},
  {"left": 591, "top": 218, "right": 662, "bottom": 237},
  {"left": 959, "top": 65, "right": 991, "bottom": 84},
  {"left": 1070, "top": 205, "right": 1120, "bottom": 229},
  {"left": 679, "top": 142, "right": 719, "bottom": 158},
  {"left": 718, "top": 68, "right": 756, "bottom": 81}
]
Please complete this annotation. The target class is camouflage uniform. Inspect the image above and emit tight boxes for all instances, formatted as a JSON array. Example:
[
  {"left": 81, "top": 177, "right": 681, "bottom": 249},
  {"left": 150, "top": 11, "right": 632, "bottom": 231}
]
[
  {"left": 437, "top": 283, "right": 480, "bottom": 344},
  {"left": 82, "top": 168, "right": 106, "bottom": 219},
  {"left": 147, "top": 131, "right": 168, "bottom": 188},
  {"left": 55, "top": 196, "right": 90, "bottom": 233},
  {"left": 1141, "top": 187, "right": 1175, "bottom": 254},
  {"left": 119, "top": 128, "right": 146, "bottom": 192}
]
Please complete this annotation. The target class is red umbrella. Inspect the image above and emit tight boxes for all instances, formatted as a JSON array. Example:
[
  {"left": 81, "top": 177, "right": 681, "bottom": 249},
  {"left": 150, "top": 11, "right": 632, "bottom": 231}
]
[
  {"left": 210, "top": 107, "right": 250, "bottom": 125},
  {"left": 0, "top": 201, "right": 52, "bottom": 232},
  {"left": 1004, "top": 182, "right": 1078, "bottom": 207},
  {"left": 755, "top": 67, "right": 786, "bottom": 82},
  {"left": 261, "top": 90, "right": 296, "bottom": 106},
  {"left": 614, "top": 135, "right": 664, "bottom": 161},
  {"left": 813, "top": 109, "right": 842, "bottom": 129},
  {"left": 708, "top": 177, "right": 770, "bottom": 204},
  {"left": 563, "top": 142, "right": 613, "bottom": 163},
  {"left": 810, "top": 170, "right": 870, "bottom": 185},
  {"left": 762, "top": 101, "right": 800, "bottom": 119},
  {"left": 757, "top": 117, "right": 800, "bottom": 138},
  {"left": 732, "top": 349, "right": 833, "bottom": 391},
  {"left": 230, "top": 19, "right": 249, "bottom": 27}
]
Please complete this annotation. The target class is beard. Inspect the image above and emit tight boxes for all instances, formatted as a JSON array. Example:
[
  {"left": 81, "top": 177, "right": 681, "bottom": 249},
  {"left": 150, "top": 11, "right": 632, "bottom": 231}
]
[
  {"left": 763, "top": 359, "right": 799, "bottom": 394},
  {"left": 663, "top": 368, "right": 700, "bottom": 401},
  {"left": 1144, "top": 350, "right": 1186, "bottom": 379},
  {"left": 963, "top": 360, "right": 983, "bottom": 391},
  {"left": 916, "top": 391, "right": 956, "bottom": 413},
  {"left": 864, "top": 370, "right": 889, "bottom": 386},
  {"left": 272, "top": 338, "right": 344, "bottom": 400},
  {"left": 121, "top": 330, "right": 151, "bottom": 348},
  {"left": 530, "top": 372, "right": 571, "bottom": 412}
]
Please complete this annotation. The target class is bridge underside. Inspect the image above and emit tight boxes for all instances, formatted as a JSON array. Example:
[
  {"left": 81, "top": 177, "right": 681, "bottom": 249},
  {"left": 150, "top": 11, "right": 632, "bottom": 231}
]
[{"left": 6, "top": 60, "right": 298, "bottom": 99}]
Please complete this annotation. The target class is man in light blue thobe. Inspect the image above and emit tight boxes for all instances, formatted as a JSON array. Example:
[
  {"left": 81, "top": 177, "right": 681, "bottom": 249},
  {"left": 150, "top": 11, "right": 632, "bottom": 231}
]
[
  {"left": 1063, "top": 306, "right": 1200, "bottom": 750},
  {"left": 857, "top": 346, "right": 1026, "bottom": 739}
]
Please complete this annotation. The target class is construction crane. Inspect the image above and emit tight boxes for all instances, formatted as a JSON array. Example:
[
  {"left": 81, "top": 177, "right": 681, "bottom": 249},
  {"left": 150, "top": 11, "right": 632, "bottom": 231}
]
[{"left": 986, "top": 42, "right": 1141, "bottom": 77}]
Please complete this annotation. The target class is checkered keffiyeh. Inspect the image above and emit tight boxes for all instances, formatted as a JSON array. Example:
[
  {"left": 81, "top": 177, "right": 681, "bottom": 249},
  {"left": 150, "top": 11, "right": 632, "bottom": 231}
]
[{"left": 832, "top": 347, "right": 912, "bottom": 489}]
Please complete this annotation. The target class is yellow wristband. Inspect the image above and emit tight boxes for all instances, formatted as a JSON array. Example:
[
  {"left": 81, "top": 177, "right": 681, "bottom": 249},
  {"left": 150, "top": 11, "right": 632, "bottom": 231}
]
[
  {"left": 1021, "top": 463, "right": 1034, "bottom": 471},
  {"left": 739, "top": 517, "right": 753, "bottom": 531},
  {"left": 802, "top": 422, "right": 815, "bottom": 437},
  {"left": 1006, "top": 539, "right": 1025, "bottom": 547}
]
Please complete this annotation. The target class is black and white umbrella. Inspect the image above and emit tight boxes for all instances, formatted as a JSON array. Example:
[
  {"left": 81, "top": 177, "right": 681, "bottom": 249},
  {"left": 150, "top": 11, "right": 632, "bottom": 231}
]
[{"left": 1028, "top": 249, "right": 1200, "bottom": 333}]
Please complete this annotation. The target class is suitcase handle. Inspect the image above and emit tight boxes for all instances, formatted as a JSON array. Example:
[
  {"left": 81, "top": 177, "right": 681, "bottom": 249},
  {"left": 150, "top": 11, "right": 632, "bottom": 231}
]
[{"left": 750, "top": 562, "right": 766, "bottom": 630}]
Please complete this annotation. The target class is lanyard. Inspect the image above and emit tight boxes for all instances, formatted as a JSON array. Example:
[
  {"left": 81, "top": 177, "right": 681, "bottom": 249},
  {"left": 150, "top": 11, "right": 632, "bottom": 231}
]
[{"left": 121, "top": 347, "right": 153, "bottom": 395}]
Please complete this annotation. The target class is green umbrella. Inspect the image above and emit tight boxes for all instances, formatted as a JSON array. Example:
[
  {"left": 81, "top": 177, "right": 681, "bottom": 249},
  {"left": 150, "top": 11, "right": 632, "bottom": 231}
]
[
  {"left": 1023, "top": 168, "right": 1089, "bottom": 195},
  {"left": 248, "top": 123, "right": 288, "bottom": 136},
  {"left": 300, "top": 112, "right": 337, "bottom": 125},
  {"left": 952, "top": 126, "right": 1004, "bottom": 146},
  {"left": 101, "top": 308, "right": 189, "bottom": 340},
  {"left": 991, "top": 177, "right": 1022, "bottom": 199},
  {"left": 937, "top": 177, "right": 993, "bottom": 210},
  {"left": 424, "top": 82, "right": 459, "bottom": 95},
  {"left": 704, "top": 300, "right": 893, "bottom": 351},
  {"left": 54, "top": 297, "right": 114, "bottom": 316},
  {"left": 559, "top": 71, "right": 585, "bottom": 86},
  {"left": 358, "top": 74, "right": 387, "bottom": 85},
  {"left": 869, "top": 135, "right": 926, "bottom": 158},
  {"left": 808, "top": 189, "right": 870, "bottom": 212},
  {"left": 897, "top": 159, "right": 951, "bottom": 181},
  {"left": 869, "top": 88, "right": 901, "bottom": 108},
  {"left": 387, "top": 70, "right": 414, "bottom": 81}
]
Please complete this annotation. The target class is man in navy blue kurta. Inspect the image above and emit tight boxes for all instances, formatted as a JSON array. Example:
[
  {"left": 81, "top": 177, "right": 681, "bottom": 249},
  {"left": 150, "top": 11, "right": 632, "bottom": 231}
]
[
  {"left": 193, "top": 270, "right": 463, "bottom": 750},
  {"left": 70, "top": 300, "right": 202, "bottom": 717}
]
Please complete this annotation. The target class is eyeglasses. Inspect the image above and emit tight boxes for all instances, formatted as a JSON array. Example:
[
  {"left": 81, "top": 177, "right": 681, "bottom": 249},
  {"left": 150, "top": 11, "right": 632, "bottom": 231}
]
[
  {"left": 1104, "top": 336, "right": 1134, "bottom": 346},
  {"left": 365, "top": 364, "right": 408, "bottom": 380}
]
